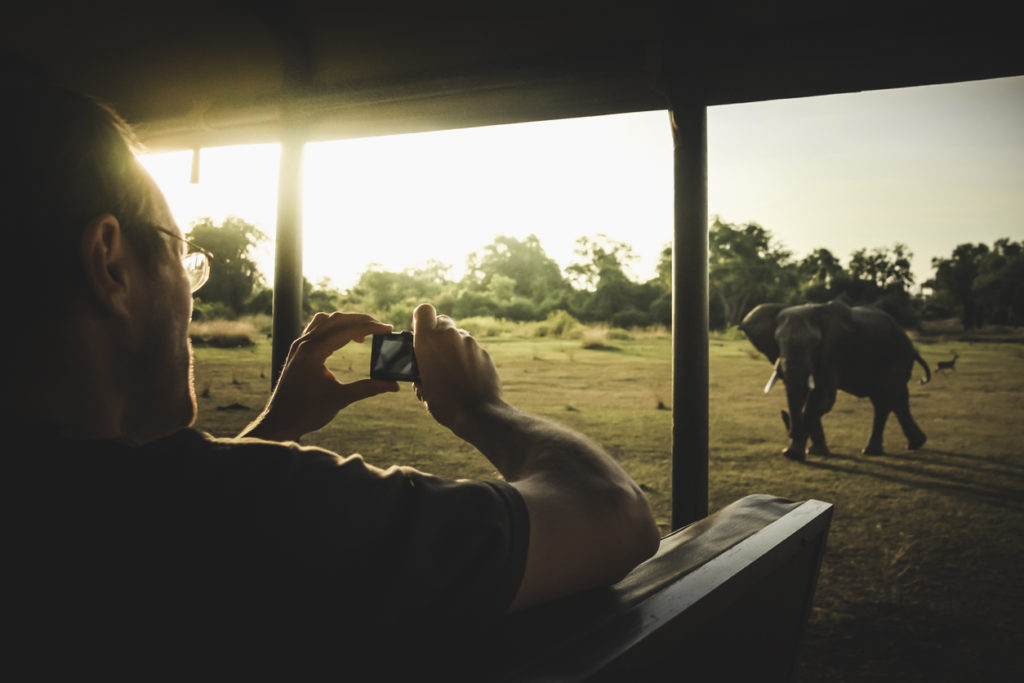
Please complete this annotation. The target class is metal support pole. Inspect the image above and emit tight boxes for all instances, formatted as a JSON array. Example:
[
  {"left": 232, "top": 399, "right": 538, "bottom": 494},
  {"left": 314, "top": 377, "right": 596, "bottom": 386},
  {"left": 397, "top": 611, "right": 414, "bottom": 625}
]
[
  {"left": 271, "top": 123, "right": 305, "bottom": 387},
  {"left": 670, "top": 103, "right": 709, "bottom": 529}
]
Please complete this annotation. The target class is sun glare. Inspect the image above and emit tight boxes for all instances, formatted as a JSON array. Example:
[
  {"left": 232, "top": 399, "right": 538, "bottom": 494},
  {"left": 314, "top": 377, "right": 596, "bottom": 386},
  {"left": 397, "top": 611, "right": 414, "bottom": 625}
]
[
  {"left": 139, "top": 76, "right": 1024, "bottom": 293},
  {"left": 139, "top": 111, "right": 675, "bottom": 291}
]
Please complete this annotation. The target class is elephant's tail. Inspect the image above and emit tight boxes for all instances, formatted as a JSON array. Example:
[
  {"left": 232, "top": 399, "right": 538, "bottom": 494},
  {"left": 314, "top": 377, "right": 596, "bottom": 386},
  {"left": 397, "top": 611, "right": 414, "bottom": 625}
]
[{"left": 915, "top": 351, "right": 932, "bottom": 385}]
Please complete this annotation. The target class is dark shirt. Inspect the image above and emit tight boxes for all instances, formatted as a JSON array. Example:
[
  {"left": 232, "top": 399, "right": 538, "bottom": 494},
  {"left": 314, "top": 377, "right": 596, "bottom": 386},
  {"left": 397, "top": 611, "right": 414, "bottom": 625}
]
[{"left": 1, "top": 428, "right": 529, "bottom": 680}]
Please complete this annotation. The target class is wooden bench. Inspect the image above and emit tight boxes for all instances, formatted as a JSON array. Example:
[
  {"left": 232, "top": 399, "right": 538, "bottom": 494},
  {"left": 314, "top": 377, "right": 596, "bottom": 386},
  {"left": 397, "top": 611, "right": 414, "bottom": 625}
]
[{"left": 377, "top": 494, "right": 832, "bottom": 681}]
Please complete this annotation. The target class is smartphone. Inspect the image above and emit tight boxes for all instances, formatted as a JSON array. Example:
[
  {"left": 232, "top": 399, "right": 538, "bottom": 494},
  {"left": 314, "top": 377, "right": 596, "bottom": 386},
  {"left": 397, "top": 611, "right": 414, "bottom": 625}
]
[{"left": 370, "top": 332, "right": 420, "bottom": 382}]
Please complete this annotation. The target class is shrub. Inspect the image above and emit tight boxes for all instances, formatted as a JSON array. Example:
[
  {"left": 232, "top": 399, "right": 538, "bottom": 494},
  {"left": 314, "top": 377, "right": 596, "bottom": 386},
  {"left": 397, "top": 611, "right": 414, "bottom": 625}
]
[
  {"left": 501, "top": 296, "right": 540, "bottom": 322},
  {"left": 189, "top": 319, "right": 256, "bottom": 347},
  {"left": 457, "top": 316, "right": 516, "bottom": 338},
  {"left": 192, "top": 298, "right": 237, "bottom": 321},
  {"left": 243, "top": 287, "right": 274, "bottom": 316},
  {"left": 712, "top": 325, "right": 748, "bottom": 341},
  {"left": 535, "top": 310, "right": 583, "bottom": 338},
  {"left": 386, "top": 302, "right": 416, "bottom": 330},
  {"left": 580, "top": 327, "right": 622, "bottom": 351},
  {"left": 648, "top": 293, "right": 671, "bottom": 327},
  {"left": 610, "top": 308, "right": 651, "bottom": 329}
]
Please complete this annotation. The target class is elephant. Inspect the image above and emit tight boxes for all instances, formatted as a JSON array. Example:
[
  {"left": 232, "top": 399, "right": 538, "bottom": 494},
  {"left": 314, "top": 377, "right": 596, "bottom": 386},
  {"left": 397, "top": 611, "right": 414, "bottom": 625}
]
[{"left": 739, "top": 300, "right": 930, "bottom": 461}]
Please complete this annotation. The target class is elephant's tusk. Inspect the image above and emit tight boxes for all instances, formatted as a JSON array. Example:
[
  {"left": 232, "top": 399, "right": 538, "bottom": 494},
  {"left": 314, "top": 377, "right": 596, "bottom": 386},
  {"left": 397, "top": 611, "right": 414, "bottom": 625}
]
[
  {"left": 808, "top": 373, "right": 816, "bottom": 391},
  {"left": 764, "top": 362, "right": 781, "bottom": 394}
]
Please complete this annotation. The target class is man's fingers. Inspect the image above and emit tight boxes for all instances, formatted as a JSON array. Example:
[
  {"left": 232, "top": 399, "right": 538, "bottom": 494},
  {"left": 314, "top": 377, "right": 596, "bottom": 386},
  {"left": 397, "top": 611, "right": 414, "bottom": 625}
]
[
  {"left": 339, "top": 378, "right": 400, "bottom": 405},
  {"left": 303, "top": 312, "right": 331, "bottom": 334},
  {"left": 295, "top": 317, "right": 393, "bottom": 363}
]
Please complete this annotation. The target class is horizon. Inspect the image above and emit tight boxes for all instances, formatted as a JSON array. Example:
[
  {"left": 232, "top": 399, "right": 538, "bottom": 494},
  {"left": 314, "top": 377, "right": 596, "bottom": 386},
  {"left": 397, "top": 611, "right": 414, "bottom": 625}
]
[{"left": 139, "top": 74, "right": 1024, "bottom": 294}]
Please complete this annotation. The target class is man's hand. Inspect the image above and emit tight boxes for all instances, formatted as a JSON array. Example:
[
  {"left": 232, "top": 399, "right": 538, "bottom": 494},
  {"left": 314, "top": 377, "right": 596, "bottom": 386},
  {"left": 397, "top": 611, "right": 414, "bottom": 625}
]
[
  {"left": 411, "top": 303, "right": 659, "bottom": 611},
  {"left": 412, "top": 303, "right": 504, "bottom": 438},
  {"left": 240, "top": 312, "right": 399, "bottom": 442}
]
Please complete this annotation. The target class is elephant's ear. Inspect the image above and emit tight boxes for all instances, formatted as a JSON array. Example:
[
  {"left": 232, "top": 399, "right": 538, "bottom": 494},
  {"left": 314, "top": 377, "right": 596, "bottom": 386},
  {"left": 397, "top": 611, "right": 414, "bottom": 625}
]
[
  {"left": 739, "top": 303, "right": 786, "bottom": 362},
  {"left": 820, "top": 300, "right": 855, "bottom": 362}
]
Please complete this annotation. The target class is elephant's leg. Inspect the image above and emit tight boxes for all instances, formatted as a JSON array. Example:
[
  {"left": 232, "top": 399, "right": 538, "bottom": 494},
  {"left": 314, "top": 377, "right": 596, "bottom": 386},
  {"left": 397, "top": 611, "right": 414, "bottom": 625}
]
[
  {"left": 864, "top": 396, "right": 889, "bottom": 455},
  {"left": 804, "top": 384, "right": 835, "bottom": 457},
  {"left": 805, "top": 414, "right": 830, "bottom": 456},
  {"left": 892, "top": 385, "right": 927, "bottom": 450},
  {"left": 783, "top": 434, "right": 808, "bottom": 462}
]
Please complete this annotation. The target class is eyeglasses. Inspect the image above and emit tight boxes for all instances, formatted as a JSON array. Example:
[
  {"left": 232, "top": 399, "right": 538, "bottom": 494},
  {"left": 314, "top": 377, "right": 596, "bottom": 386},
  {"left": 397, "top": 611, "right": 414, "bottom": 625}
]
[{"left": 153, "top": 226, "right": 214, "bottom": 293}]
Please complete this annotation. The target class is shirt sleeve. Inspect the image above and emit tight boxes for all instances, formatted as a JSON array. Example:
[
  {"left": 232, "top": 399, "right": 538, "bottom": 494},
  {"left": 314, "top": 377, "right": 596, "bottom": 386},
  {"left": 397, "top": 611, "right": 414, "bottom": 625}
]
[{"left": 173, "top": 430, "right": 530, "bottom": 635}]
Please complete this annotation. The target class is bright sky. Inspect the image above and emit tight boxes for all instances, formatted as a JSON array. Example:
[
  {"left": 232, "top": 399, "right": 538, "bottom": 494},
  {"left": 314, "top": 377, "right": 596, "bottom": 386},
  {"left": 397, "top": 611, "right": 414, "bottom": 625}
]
[{"left": 139, "top": 75, "right": 1024, "bottom": 294}]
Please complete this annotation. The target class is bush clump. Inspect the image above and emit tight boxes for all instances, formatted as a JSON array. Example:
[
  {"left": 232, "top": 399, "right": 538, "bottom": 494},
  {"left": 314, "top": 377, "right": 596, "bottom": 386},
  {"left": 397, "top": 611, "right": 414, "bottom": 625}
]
[
  {"left": 535, "top": 310, "right": 583, "bottom": 338},
  {"left": 189, "top": 319, "right": 256, "bottom": 348}
]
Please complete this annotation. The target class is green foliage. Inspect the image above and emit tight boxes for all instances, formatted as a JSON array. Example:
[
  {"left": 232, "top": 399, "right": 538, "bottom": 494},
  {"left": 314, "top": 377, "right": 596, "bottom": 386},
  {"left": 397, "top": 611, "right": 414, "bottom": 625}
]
[
  {"left": 464, "top": 235, "right": 568, "bottom": 301},
  {"left": 605, "top": 327, "right": 633, "bottom": 340},
  {"left": 188, "top": 319, "right": 257, "bottom": 348},
  {"left": 648, "top": 293, "right": 672, "bottom": 327},
  {"left": 270, "top": 226, "right": 1022, "bottom": 333},
  {"left": 790, "top": 243, "right": 924, "bottom": 328},
  {"left": 385, "top": 302, "right": 416, "bottom": 330},
  {"left": 243, "top": 287, "right": 274, "bottom": 316},
  {"left": 187, "top": 216, "right": 268, "bottom": 315},
  {"left": 566, "top": 234, "right": 638, "bottom": 291},
  {"left": 708, "top": 218, "right": 797, "bottom": 328},
  {"left": 349, "top": 262, "right": 451, "bottom": 316},
  {"left": 848, "top": 243, "right": 915, "bottom": 292},
  {"left": 534, "top": 310, "right": 583, "bottom": 338},
  {"left": 611, "top": 308, "right": 651, "bottom": 329},
  {"left": 191, "top": 297, "right": 237, "bottom": 321},
  {"left": 453, "top": 316, "right": 520, "bottom": 338},
  {"left": 924, "top": 241, "right": 1024, "bottom": 329},
  {"left": 970, "top": 239, "right": 1023, "bottom": 327},
  {"left": 303, "top": 277, "right": 343, "bottom": 316},
  {"left": 655, "top": 244, "right": 672, "bottom": 291}
]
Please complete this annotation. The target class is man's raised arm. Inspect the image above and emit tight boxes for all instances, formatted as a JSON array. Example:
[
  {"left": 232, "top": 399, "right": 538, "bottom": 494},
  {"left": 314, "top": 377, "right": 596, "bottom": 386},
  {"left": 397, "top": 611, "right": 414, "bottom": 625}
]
[{"left": 412, "top": 304, "right": 660, "bottom": 611}]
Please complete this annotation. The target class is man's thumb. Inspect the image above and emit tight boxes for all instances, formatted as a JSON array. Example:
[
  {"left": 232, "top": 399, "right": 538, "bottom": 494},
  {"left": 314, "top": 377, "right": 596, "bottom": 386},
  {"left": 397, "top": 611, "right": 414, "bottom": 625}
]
[{"left": 413, "top": 303, "right": 437, "bottom": 334}]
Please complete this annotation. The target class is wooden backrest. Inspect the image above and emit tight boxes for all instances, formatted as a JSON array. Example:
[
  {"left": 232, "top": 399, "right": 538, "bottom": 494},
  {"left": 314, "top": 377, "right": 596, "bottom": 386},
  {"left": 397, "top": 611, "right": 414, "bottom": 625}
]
[{"left": 428, "top": 494, "right": 833, "bottom": 682}]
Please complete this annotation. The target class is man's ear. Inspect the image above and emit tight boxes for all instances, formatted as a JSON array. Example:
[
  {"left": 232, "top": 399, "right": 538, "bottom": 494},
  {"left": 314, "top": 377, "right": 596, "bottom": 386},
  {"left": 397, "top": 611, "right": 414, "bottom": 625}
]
[{"left": 80, "top": 214, "right": 134, "bottom": 318}]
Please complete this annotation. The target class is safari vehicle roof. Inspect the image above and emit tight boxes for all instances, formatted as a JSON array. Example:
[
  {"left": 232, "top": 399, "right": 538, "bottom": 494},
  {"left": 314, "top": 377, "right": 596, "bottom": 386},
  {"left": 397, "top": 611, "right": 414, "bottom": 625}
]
[
  {"left": 5, "top": 1, "right": 1022, "bottom": 151},
  {"left": 5, "top": 0, "right": 1022, "bottom": 526}
]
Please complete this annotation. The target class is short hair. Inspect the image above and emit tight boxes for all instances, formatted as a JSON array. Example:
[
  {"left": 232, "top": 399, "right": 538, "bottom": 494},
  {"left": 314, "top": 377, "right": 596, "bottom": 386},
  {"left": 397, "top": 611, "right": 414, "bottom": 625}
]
[{"left": 0, "top": 83, "right": 170, "bottom": 319}]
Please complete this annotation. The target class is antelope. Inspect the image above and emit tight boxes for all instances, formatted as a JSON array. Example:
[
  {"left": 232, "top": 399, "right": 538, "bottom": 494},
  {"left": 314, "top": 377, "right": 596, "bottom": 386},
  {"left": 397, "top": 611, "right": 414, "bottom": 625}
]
[{"left": 935, "top": 351, "right": 959, "bottom": 372}]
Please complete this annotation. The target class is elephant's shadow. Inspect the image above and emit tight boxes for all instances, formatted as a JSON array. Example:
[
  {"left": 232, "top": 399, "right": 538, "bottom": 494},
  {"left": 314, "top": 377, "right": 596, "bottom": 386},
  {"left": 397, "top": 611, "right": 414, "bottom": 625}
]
[{"left": 799, "top": 448, "right": 1024, "bottom": 511}]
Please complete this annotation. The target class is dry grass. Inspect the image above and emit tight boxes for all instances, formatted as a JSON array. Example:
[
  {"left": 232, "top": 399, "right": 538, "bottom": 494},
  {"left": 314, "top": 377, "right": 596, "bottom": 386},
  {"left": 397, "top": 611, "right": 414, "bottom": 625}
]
[
  {"left": 191, "top": 332, "right": 1024, "bottom": 682},
  {"left": 189, "top": 318, "right": 261, "bottom": 348}
]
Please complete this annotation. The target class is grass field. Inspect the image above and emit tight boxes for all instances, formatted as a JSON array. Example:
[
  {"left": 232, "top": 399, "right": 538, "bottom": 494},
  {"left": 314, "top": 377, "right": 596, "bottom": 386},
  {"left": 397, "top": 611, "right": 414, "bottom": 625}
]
[{"left": 192, "top": 327, "right": 1024, "bottom": 682}]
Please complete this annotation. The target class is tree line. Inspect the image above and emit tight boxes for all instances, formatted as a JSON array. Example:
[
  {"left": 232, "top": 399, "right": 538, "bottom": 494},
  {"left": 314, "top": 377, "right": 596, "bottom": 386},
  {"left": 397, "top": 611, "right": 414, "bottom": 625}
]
[{"left": 187, "top": 216, "right": 1024, "bottom": 331}]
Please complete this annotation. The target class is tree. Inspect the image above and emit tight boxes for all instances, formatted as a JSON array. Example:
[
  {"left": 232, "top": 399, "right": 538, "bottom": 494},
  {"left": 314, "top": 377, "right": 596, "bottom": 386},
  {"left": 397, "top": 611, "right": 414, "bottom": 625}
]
[
  {"left": 848, "top": 243, "right": 915, "bottom": 294},
  {"left": 797, "top": 248, "right": 845, "bottom": 302},
  {"left": 566, "top": 234, "right": 638, "bottom": 292},
  {"left": 655, "top": 244, "right": 672, "bottom": 291},
  {"left": 972, "top": 239, "right": 1024, "bottom": 326},
  {"left": 347, "top": 261, "right": 451, "bottom": 317},
  {"left": 844, "top": 243, "right": 919, "bottom": 327},
  {"left": 187, "top": 216, "right": 268, "bottom": 316},
  {"left": 926, "top": 243, "right": 990, "bottom": 329},
  {"left": 567, "top": 235, "right": 658, "bottom": 324},
  {"left": 463, "top": 235, "right": 567, "bottom": 301},
  {"left": 708, "top": 219, "right": 796, "bottom": 328},
  {"left": 304, "top": 277, "right": 344, "bottom": 316},
  {"left": 647, "top": 245, "right": 673, "bottom": 326}
]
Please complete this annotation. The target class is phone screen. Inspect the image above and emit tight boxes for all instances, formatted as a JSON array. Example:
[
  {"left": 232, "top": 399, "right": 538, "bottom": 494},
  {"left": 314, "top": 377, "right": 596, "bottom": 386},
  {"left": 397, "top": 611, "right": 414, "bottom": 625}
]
[{"left": 370, "top": 333, "right": 419, "bottom": 382}]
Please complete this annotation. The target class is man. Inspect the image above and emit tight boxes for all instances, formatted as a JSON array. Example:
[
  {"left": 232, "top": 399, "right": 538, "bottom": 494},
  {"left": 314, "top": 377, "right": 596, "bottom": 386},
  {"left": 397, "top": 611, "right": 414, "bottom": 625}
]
[{"left": 1, "top": 85, "right": 659, "bottom": 679}]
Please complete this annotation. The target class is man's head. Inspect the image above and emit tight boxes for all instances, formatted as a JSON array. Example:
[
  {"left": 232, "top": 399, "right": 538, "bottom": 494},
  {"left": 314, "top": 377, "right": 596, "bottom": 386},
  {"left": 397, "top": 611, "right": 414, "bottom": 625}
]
[{"left": 2, "top": 84, "right": 198, "bottom": 441}]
